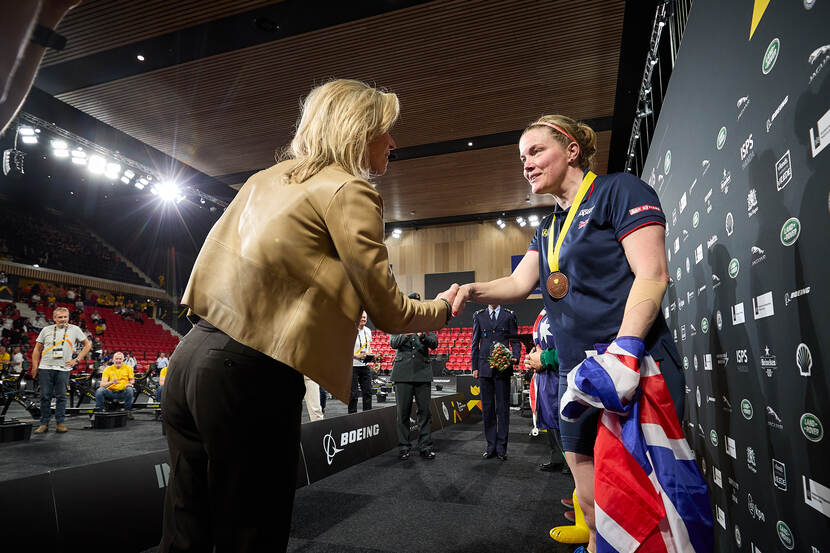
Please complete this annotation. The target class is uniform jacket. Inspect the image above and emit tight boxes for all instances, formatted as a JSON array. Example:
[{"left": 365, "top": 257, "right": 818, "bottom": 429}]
[
  {"left": 471, "top": 307, "right": 521, "bottom": 378},
  {"left": 181, "top": 160, "right": 449, "bottom": 402},
  {"left": 390, "top": 332, "right": 437, "bottom": 382}
]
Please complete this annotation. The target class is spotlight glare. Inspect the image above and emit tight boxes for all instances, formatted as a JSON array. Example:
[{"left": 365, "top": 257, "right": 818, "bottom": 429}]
[
  {"left": 53, "top": 149, "right": 69, "bottom": 158},
  {"left": 105, "top": 162, "right": 121, "bottom": 179},
  {"left": 121, "top": 176, "right": 131, "bottom": 184},
  {"left": 137, "top": 54, "right": 145, "bottom": 62},
  {"left": 139, "top": 177, "right": 148, "bottom": 185},
  {"left": 21, "top": 135, "right": 38, "bottom": 144},
  {"left": 530, "top": 220, "right": 540, "bottom": 227},
  {"left": 124, "top": 169, "right": 135, "bottom": 179},
  {"left": 51, "top": 139, "right": 68, "bottom": 150},
  {"left": 157, "top": 181, "right": 179, "bottom": 201},
  {"left": 528, "top": 214, "right": 538, "bottom": 222},
  {"left": 18, "top": 127, "right": 35, "bottom": 136},
  {"left": 134, "top": 182, "right": 145, "bottom": 190},
  {"left": 150, "top": 186, "right": 158, "bottom": 195}
]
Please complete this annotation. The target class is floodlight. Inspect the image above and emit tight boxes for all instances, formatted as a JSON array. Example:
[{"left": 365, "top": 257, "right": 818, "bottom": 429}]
[
  {"left": 88, "top": 155, "right": 106, "bottom": 174},
  {"left": 156, "top": 181, "right": 179, "bottom": 201},
  {"left": 21, "top": 135, "right": 38, "bottom": 144}
]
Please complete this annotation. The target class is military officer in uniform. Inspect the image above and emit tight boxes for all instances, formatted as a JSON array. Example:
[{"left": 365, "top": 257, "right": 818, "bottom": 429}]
[
  {"left": 471, "top": 304, "right": 521, "bottom": 460},
  {"left": 391, "top": 292, "right": 439, "bottom": 460}
]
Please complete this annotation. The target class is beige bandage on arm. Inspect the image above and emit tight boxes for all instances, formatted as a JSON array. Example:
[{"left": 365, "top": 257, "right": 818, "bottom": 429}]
[{"left": 624, "top": 278, "right": 668, "bottom": 315}]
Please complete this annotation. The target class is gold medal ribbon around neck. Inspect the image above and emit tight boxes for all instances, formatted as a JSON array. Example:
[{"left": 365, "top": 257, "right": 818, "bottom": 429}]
[{"left": 546, "top": 171, "right": 598, "bottom": 276}]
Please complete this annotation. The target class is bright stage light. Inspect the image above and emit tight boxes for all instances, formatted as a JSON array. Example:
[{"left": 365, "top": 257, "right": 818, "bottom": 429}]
[
  {"left": 53, "top": 149, "right": 69, "bottom": 158},
  {"left": 124, "top": 169, "right": 135, "bottom": 179},
  {"left": 105, "top": 162, "right": 121, "bottom": 179},
  {"left": 156, "top": 181, "right": 179, "bottom": 201},
  {"left": 21, "top": 135, "right": 38, "bottom": 144},
  {"left": 51, "top": 139, "right": 67, "bottom": 150},
  {"left": 88, "top": 155, "right": 106, "bottom": 174},
  {"left": 71, "top": 148, "right": 87, "bottom": 165},
  {"left": 134, "top": 181, "right": 145, "bottom": 190},
  {"left": 18, "top": 127, "right": 35, "bottom": 136},
  {"left": 121, "top": 176, "right": 131, "bottom": 184}
]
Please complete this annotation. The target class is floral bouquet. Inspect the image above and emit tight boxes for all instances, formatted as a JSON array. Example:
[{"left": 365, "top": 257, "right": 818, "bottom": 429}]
[
  {"left": 372, "top": 352, "right": 385, "bottom": 372},
  {"left": 488, "top": 342, "right": 513, "bottom": 372}
]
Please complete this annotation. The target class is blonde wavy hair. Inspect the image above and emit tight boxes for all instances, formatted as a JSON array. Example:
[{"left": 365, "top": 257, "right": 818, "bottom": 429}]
[
  {"left": 281, "top": 79, "right": 400, "bottom": 183},
  {"left": 524, "top": 115, "right": 597, "bottom": 171}
]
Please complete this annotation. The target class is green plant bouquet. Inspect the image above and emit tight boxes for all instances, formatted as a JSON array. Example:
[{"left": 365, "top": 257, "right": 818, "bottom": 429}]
[{"left": 488, "top": 342, "right": 513, "bottom": 372}]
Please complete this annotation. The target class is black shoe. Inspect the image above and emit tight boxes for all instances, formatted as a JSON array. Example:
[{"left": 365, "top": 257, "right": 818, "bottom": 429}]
[
  {"left": 482, "top": 451, "right": 497, "bottom": 459},
  {"left": 497, "top": 453, "right": 508, "bottom": 461},
  {"left": 539, "top": 460, "right": 564, "bottom": 472},
  {"left": 420, "top": 450, "right": 436, "bottom": 460},
  {"left": 398, "top": 450, "right": 410, "bottom": 460}
]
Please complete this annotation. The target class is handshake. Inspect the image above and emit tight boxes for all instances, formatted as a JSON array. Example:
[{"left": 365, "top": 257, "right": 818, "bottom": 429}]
[{"left": 434, "top": 283, "right": 475, "bottom": 319}]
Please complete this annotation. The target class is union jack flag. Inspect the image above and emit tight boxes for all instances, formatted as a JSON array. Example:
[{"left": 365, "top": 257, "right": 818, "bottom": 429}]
[{"left": 560, "top": 337, "right": 713, "bottom": 553}]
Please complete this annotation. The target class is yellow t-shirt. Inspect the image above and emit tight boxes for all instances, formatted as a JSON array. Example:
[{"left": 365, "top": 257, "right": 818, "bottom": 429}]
[
  {"left": 0, "top": 352, "right": 9, "bottom": 367},
  {"left": 160, "top": 366, "right": 168, "bottom": 379},
  {"left": 102, "top": 364, "right": 134, "bottom": 392}
]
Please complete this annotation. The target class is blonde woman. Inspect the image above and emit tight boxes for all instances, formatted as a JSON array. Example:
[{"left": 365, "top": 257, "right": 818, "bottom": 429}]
[{"left": 160, "top": 79, "right": 458, "bottom": 552}]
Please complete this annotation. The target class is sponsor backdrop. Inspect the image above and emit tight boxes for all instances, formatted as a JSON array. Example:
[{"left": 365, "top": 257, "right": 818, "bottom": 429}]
[{"left": 641, "top": 1, "right": 830, "bottom": 551}]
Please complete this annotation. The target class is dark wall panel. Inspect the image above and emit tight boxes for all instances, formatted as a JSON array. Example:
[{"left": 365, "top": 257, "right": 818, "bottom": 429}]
[{"left": 642, "top": 1, "right": 830, "bottom": 551}]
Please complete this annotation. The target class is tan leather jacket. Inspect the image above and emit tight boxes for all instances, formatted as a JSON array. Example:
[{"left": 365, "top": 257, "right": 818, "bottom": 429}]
[{"left": 181, "top": 160, "right": 448, "bottom": 401}]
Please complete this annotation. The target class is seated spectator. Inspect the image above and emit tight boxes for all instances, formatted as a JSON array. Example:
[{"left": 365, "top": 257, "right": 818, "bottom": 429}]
[
  {"left": 66, "top": 288, "right": 76, "bottom": 301},
  {"left": 94, "top": 321, "right": 105, "bottom": 336},
  {"left": 47, "top": 294, "right": 56, "bottom": 308},
  {"left": 31, "top": 314, "right": 47, "bottom": 331},
  {"left": 90, "top": 310, "right": 101, "bottom": 322},
  {"left": 11, "top": 346, "right": 24, "bottom": 374},
  {"left": 124, "top": 351, "right": 137, "bottom": 369},
  {"left": 100, "top": 349, "right": 112, "bottom": 364},
  {"left": 2, "top": 316, "right": 12, "bottom": 331},
  {"left": 95, "top": 352, "right": 135, "bottom": 419},
  {"left": 0, "top": 345, "right": 9, "bottom": 371},
  {"left": 75, "top": 298, "right": 84, "bottom": 312}
]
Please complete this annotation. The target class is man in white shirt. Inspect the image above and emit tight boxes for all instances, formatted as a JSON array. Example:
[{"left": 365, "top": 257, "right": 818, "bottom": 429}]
[
  {"left": 31, "top": 307, "right": 91, "bottom": 433},
  {"left": 348, "top": 311, "right": 374, "bottom": 413},
  {"left": 11, "top": 346, "right": 24, "bottom": 373}
]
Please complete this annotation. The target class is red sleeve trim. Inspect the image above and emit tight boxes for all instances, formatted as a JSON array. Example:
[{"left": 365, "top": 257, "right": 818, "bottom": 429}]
[
  {"left": 527, "top": 248, "right": 538, "bottom": 252},
  {"left": 617, "top": 221, "right": 665, "bottom": 242}
]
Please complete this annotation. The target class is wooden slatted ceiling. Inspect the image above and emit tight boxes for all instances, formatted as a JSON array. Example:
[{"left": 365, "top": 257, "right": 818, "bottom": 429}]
[
  {"left": 43, "top": 0, "right": 282, "bottom": 67},
  {"left": 376, "top": 131, "right": 610, "bottom": 222},
  {"left": 56, "top": 0, "right": 624, "bottom": 181}
]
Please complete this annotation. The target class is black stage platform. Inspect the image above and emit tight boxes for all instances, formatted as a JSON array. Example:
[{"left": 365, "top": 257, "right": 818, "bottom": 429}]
[{"left": 1, "top": 380, "right": 576, "bottom": 553}]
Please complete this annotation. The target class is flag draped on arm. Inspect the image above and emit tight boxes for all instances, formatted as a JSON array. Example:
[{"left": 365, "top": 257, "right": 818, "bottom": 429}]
[{"left": 560, "top": 337, "right": 713, "bottom": 553}]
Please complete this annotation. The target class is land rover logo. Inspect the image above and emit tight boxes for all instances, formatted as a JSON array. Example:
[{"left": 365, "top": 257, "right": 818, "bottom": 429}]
[
  {"left": 780, "top": 217, "right": 801, "bottom": 246},
  {"left": 741, "top": 399, "right": 754, "bottom": 419},
  {"left": 676, "top": 267, "right": 682, "bottom": 281},
  {"left": 729, "top": 258, "right": 740, "bottom": 278},
  {"left": 684, "top": 356, "right": 690, "bottom": 370},
  {"left": 801, "top": 413, "right": 824, "bottom": 442},
  {"left": 710, "top": 430, "right": 719, "bottom": 446},
  {"left": 776, "top": 521, "right": 794, "bottom": 550},
  {"left": 717, "top": 126, "right": 728, "bottom": 150},
  {"left": 763, "top": 38, "right": 780, "bottom": 75},
  {"left": 701, "top": 317, "right": 709, "bottom": 333},
  {"left": 664, "top": 150, "right": 672, "bottom": 175},
  {"left": 693, "top": 211, "right": 700, "bottom": 228}
]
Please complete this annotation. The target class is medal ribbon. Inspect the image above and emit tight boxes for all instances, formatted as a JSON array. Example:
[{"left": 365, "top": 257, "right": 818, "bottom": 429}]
[{"left": 546, "top": 171, "right": 597, "bottom": 273}]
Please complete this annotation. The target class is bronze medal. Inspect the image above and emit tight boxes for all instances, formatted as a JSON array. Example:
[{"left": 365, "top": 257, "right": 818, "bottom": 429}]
[{"left": 546, "top": 271, "right": 569, "bottom": 299}]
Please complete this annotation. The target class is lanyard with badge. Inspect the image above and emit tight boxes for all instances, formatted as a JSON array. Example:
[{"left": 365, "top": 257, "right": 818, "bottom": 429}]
[
  {"left": 43, "top": 324, "right": 70, "bottom": 360},
  {"left": 545, "top": 170, "right": 597, "bottom": 299}
]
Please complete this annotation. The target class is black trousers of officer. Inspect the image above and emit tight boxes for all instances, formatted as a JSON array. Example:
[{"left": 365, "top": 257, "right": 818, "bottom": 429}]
[
  {"left": 160, "top": 320, "right": 305, "bottom": 553},
  {"left": 394, "top": 381, "right": 432, "bottom": 452},
  {"left": 348, "top": 364, "right": 372, "bottom": 413}
]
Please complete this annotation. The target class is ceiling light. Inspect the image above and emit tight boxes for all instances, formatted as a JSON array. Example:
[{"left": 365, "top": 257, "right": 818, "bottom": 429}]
[
  {"left": 137, "top": 54, "right": 145, "bottom": 62},
  {"left": 528, "top": 214, "right": 538, "bottom": 222},
  {"left": 467, "top": 141, "right": 473, "bottom": 147},
  {"left": 105, "top": 162, "right": 121, "bottom": 179},
  {"left": 121, "top": 176, "right": 130, "bottom": 184},
  {"left": 51, "top": 139, "right": 67, "bottom": 149},
  {"left": 21, "top": 135, "right": 38, "bottom": 144},
  {"left": 134, "top": 181, "right": 145, "bottom": 190},
  {"left": 88, "top": 154, "right": 106, "bottom": 174},
  {"left": 53, "top": 149, "right": 69, "bottom": 158},
  {"left": 71, "top": 148, "right": 87, "bottom": 165},
  {"left": 18, "top": 127, "right": 35, "bottom": 136},
  {"left": 124, "top": 169, "right": 135, "bottom": 179},
  {"left": 156, "top": 181, "right": 179, "bottom": 202}
]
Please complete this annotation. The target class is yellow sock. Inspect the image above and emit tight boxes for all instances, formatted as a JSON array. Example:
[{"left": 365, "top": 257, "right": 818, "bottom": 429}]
[{"left": 549, "top": 490, "right": 589, "bottom": 544}]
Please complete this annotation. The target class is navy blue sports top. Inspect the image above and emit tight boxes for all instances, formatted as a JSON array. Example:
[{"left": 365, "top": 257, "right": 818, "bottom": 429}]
[{"left": 528, "top": 171, "right": 673, "bottom": 375}]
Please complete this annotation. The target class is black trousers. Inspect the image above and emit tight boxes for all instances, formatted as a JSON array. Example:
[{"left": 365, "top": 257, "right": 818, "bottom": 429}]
[
  {"left": 394, "top": 381, "right": 432, "bottom": 452},
  {"left": 160, "top": 320, "right": 305, "bottom": 553},
  {"left": 348, "top": 365, "right": 372, "bottom": 413},
  {"left": 479, "top": 375, "right": 511, "bottom": 455}
]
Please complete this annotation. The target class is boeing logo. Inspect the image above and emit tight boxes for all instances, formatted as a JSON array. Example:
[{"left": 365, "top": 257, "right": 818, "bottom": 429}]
[{"left": 323, "top": 431, "right": 345, "bottom": 465}]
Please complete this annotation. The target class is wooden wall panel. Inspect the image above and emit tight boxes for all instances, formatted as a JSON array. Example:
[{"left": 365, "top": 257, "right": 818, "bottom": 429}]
[{"left": 385, "top": 220, "right": 537, "bottom": 299}]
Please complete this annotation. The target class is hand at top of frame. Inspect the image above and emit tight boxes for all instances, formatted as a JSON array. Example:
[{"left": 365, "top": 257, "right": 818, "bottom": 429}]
[{"left": 451, "top": 283, "right": 474, "bottom": 318}]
